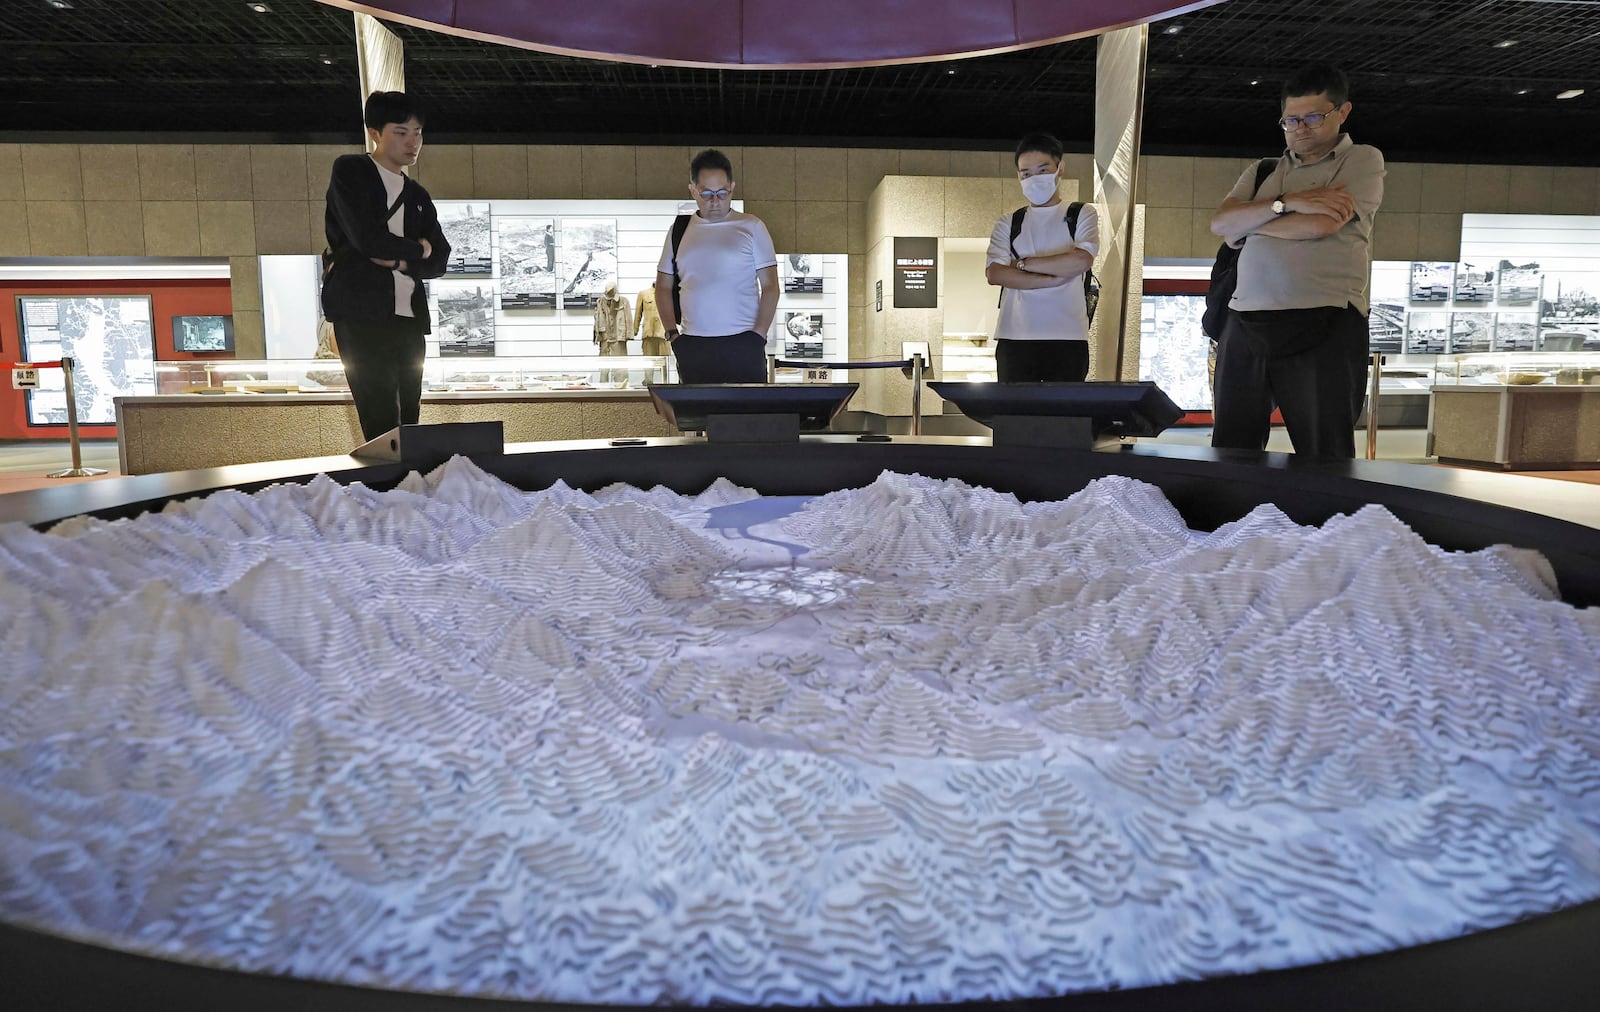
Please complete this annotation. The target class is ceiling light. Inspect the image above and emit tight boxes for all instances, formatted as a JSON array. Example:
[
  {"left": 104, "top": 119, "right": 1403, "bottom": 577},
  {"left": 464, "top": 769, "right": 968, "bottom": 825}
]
[
  {"left": 1163, "top": 24, "right": 1183, "bottom": 35},
  {"left": 946, "top": 68, "right": 957, "bottom": 75},
  {"left": 1556, "top": 88, "right": 1585, "bottom": 100},
  {"left": 47, "top": 1, "right": 74, "bottom": 10},
  {"left": 321, "top": 56, "right": 334, "bottom": 65},
  {"left": 247, "top": 2, "right": 271, "bottom": 12},
  {"left": 1249, "top": 79, "right": 1259, "bottom": 86},
  {"left": 1494, "top": 39, "right": 1518, "bottom": 48}
]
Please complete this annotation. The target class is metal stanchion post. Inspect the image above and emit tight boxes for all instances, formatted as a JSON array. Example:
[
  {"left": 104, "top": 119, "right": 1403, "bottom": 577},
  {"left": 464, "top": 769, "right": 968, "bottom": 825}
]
[
  {"left": 1366, "top": 352, "right": 1383, "bottom": 461},
  {"left": 766, "top": 353, "right": 776, "bottom": 384},
  {"left": 910, "top": 353, "right": 924, "bottom": 436},
  {"left": 48, "top": 356, "right": 108, "bottom": 478}
]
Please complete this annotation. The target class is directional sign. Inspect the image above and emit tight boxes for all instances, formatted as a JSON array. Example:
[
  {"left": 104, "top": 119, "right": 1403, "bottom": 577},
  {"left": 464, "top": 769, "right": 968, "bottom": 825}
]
[{"left": 11, "top": 368, "right": 40, "bottom": 390}]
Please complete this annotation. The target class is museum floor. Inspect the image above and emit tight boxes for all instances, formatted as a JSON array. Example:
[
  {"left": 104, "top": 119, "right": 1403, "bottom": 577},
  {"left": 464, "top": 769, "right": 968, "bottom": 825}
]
[{"left": 0, "top": 433, "right": 1595, "bottom": 499}]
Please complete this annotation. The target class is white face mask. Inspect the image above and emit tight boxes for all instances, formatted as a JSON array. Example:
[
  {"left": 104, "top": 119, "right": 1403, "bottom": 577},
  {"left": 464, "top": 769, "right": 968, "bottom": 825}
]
[{"left": 1019, "top": 170, "right": 1060, "bottom": 206}]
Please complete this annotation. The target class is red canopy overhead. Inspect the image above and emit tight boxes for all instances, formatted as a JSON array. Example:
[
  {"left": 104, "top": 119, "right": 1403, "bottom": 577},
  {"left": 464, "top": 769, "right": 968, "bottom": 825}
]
[{"left": 315, "top": 1, "right": 1224, "bottom": 68}]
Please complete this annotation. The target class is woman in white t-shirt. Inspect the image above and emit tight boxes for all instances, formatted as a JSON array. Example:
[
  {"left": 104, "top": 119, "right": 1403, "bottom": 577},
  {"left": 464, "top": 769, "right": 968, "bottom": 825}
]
[{"left": 985, "top": 132, "right": 1099, "bottom": 383}]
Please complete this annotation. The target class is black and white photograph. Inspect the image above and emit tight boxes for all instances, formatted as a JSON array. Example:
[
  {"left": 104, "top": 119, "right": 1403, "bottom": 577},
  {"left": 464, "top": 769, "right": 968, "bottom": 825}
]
[
  {"left": 1453, "top": 262, "right": 1494, "bottom": 303},
  {"left": 434, "top": 282, "right": 497, "bottom": 357},
  {"left": 1494, "top": 313, "right": 1538, "bottom": 351},
  {"left": 557, "top": 218, "right": 619, "bottom": 309},
  {"left": 783, "top": 253, "right": 824, "bottom": 293},
  {"left": 497, "top": 217, "right": 558, "bottom": 309},
  {"left": 1537, "top": 270, "right": 1600, "bottom": 350},
  {"left": 784, "top": 311, "right": 824, "bottom": 341},
  {"left": 1497, "top": 260, "right": 1541, "bottom": 305},
  {"left": 172, "top": 314, "right": 234, "bottom": 353},
  {"left": 438, "top": 202, "right": 493, "bottom": 275},
  {"left": 1409, "top": 261, "right": 1453, "bottom": 303},
  {"left": 1404, "top": 311, "right": 1449, "bottom": 355},
  {"left": 17, "top": 294, "right": 156, "bottom": 426},
  {"left": 1367, "top": 301, "right": 1405, "bottom": 354},
  {"left": 1448, "top": 312, "right": 1494, "bottom": 354}
]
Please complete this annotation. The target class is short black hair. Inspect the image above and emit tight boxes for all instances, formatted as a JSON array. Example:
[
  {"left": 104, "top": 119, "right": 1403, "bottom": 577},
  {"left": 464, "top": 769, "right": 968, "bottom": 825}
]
[
  {"left": 1282, "top": 64, "right": 1350, "bottom": 108},
  {"left": 364, "top": 91, "right": 425, "bottom": 133},
  {"left": 690, "top": 148, "right": 734, "bottom": 182},
  {"left": 1014, "top": 132, "right": 1063, "bottom": 166}
]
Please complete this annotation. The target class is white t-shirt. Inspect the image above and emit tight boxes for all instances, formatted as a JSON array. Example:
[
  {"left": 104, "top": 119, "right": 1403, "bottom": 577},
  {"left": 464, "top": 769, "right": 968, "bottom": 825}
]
[
  {"left": 372, "top": 157, "right": 417, "bottom": 318},
  {"left": 656, "top": 212, "right": 778, "bottom": 336},
  {"left": 985, "top": 202, "right": 1100, "bottom": 342}
]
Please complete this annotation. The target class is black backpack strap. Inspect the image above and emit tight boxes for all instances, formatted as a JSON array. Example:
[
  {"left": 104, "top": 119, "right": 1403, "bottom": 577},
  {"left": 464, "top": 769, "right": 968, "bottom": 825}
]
[
  {"left": 999, "top": 206, "right": 1029, "bottom": 308},
  {"left": 1007, "top": 206, "right": 1027, "bottom": 259},
  {"left": 1252, "top": 157, "right": 1276, "bottom": 197},
  {"left": 1065, "top": 201, "right": 1084, "bottom": 238},
  {"left": 668, "top": 213, "right": 692, "bottom": 326}
]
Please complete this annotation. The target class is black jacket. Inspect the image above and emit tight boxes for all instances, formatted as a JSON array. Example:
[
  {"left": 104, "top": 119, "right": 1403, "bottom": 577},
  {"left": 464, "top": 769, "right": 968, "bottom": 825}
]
[{"left": 321, "top": 154, "right": 450, "bottom": 328}]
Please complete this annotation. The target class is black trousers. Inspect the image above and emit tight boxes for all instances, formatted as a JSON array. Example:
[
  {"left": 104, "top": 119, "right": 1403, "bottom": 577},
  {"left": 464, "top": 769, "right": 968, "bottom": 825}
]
[
  {"left": 1211, "top": 305, "right": 1370, "bottom": 459},
  {"left": 995, "top": 339, "right": 1090, "bottom": 383},
  {"left": 336, "top": 317, "right": 427, "bottom": 442},
  {"left": 671, "top": 331, "right": 768, "bottom": 384}
]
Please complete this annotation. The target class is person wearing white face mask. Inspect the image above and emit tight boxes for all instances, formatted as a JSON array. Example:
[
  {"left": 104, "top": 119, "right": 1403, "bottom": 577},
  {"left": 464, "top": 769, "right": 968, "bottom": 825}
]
[{"left": 984, "top": 132, "right": 1100, "bottom": 382}]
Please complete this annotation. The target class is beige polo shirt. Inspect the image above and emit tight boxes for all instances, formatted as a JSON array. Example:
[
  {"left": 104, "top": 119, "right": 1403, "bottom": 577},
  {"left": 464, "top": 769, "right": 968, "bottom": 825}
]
[{"left": 1228, "top": 135, "right": 1385, "bottom": 314}]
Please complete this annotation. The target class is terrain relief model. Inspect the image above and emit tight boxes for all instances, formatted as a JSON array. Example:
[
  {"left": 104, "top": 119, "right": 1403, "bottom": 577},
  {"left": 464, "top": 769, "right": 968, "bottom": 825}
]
[{"left": 2, "top": 459, "right": 1598, "bottom": 1004}]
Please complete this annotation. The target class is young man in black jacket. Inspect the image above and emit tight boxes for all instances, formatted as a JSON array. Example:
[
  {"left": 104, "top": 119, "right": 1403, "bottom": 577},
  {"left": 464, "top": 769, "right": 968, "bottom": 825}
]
[{"left": 322, "top": 91, "right": 450, "bottom": 442}]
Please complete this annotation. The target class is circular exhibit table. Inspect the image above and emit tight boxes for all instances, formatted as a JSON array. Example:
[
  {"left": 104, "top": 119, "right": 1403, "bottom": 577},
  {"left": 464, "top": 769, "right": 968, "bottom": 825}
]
[{"left": 3, "top": 435, "right": 1598, "bottom": 1009}]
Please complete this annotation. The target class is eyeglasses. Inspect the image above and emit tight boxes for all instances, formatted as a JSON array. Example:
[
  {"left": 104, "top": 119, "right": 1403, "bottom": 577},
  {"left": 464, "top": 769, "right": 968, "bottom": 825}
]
[
  {"left": 1278, "top": 108, "right": 1338, "bottom": 131},
  {"left": 696, "top": 188, "right": 731, "bottom": 200}
]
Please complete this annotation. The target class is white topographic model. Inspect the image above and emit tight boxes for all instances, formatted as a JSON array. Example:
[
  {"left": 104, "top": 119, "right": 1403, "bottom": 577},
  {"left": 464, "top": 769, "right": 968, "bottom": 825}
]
[{"left": 1, "top": 459, "right": 1599, "bottom": 1005}]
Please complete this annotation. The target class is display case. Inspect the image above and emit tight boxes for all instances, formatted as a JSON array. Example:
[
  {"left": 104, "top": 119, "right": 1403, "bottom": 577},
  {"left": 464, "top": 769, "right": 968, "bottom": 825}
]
[
  {"left": 940, "top": 333, "right": 996, "bottom": 384},
  {"left": 1429, "top": 350, "right": 1600, "bottom": 469},
  {"left": 119, "top": 355, "right": 682, "bottom": 475},
  {"left": 153, "top": 355, "right": 674, "bottom": 395},
  {"left": 1430, "top": 351, "right": 1600, "bottom": 388}
]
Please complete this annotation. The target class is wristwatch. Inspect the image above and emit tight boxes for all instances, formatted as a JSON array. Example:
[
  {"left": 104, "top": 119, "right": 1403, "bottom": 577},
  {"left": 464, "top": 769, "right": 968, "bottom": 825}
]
[
  {"left": 1271, "top": 198, "right": 1287, "bottom": 215},
  {"left": 666, "top": 327, "right": 681, "bottom": 341},
  {"left": 1015, "top": 257, "right": 1028, "bottom": 272}
]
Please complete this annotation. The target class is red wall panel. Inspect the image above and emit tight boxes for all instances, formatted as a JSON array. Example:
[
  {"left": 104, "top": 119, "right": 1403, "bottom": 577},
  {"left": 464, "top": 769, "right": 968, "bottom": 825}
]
[{"left": 0, "top": 278, "right": 232, "bottom": 441}]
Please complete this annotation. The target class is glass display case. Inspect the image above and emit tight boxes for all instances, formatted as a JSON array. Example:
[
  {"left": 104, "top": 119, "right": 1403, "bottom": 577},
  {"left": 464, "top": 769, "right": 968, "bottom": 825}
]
[
  {"left": 1431, "top": 351, "right": 1600, "bottom": 387},
  {"left": 940, "top": 333, "right": 997, "bottom": 383},
  {"left": 153, "top": 355, "right": 674, "bottom": 395},
  {"left": 1429, "top": 351, "right": 1600, "bottom": 468}
]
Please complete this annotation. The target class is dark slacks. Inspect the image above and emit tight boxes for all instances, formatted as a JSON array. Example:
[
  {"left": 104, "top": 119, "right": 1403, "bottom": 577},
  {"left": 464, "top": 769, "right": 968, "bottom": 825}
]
[
  {"left": 995, "top": 339, "right": 1090, "bottom": 383},
  {"left": 670, "top": 330, "right": 768, "bottom": 384},
  {"left": 1211, "top": 305, "right": 1370, "bottom": 459},
  {"left": 336, "top": 317, "right": 427, "bottom": 442}
]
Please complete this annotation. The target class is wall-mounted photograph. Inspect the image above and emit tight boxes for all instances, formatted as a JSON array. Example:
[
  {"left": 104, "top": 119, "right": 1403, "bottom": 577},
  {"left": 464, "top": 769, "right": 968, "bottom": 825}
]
[
  {"left": 784, "top": 311, "right": 824, "bottom": 340},
  {"left": 437, "top": 202, "right": 493, "bottom": 275},
  {"left": 1497, "top": 260, "right": 1542, "bottom": 306},
  {"left": 434, "top": 282, "right": 496, "bottom": 357},
  {"left": 1538, "top": 270, "right": 1600, "bottom": 350},
  {"left": 1447, "top": 312, "right": 1493, "bottom": 354},
  {"left": 1494, "top": 313, "right": 1538, "bottom": 351},
  {"left": 1453, "top": 262, "right": 1494, "bottom": 303},
  {"left": 497, "top": 217, "right": 558, "bottom": 309},
  {"left": 783, "top": 253, "right": 824, "bottom": 293},
  {"left": 558, "top": 218, "right": 619, "bottom": 309},
  {"left": 1409, "top": 261, "right": 1453, "bottom": 303},
  {"left": 1404, "top": 311, "right": 1449, "bottom": 355}
]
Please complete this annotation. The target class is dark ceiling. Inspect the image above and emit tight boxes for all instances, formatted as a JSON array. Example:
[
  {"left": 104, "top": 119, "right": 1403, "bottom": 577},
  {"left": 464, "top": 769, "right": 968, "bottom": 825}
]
[{"left": 1, "top": 0, "right": 1598, "bottom": 164}]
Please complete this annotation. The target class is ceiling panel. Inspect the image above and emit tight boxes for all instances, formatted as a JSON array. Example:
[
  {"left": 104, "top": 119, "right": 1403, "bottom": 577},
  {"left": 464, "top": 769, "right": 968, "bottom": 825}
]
[{"left": 0, "top": 0, "right": 1595, "bottom": 164}]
